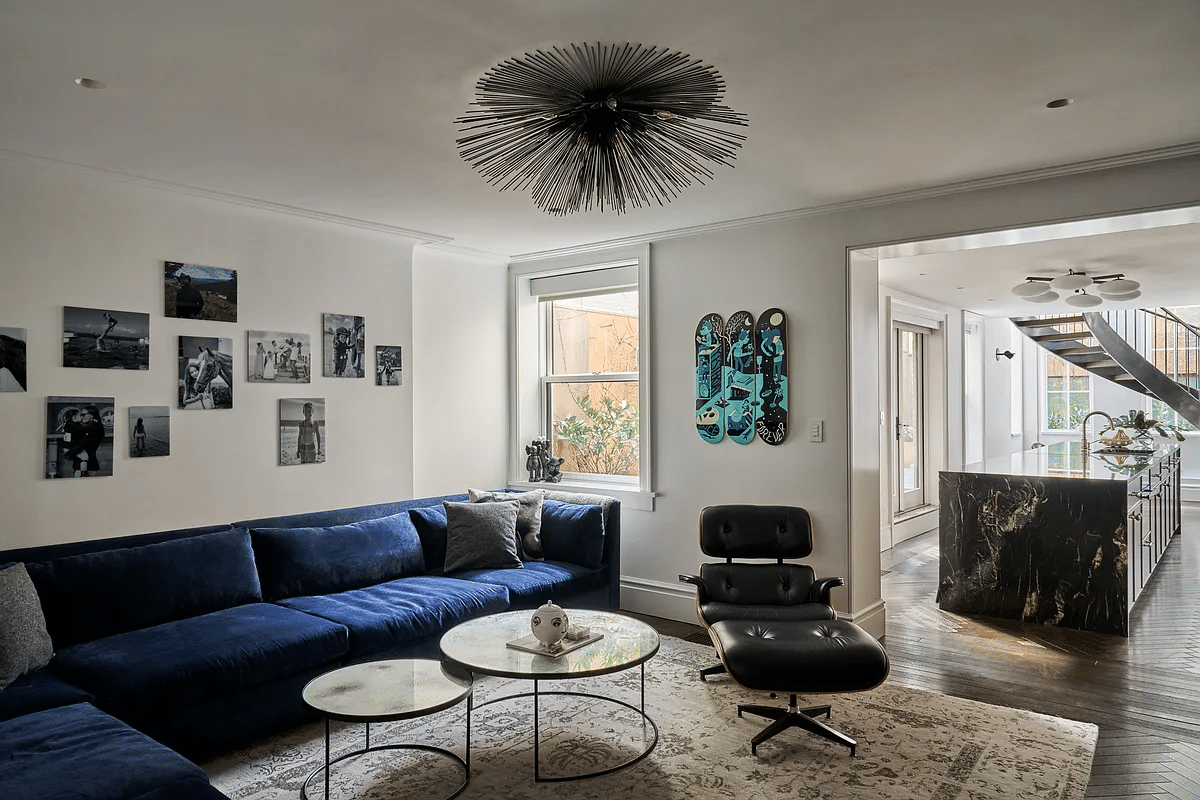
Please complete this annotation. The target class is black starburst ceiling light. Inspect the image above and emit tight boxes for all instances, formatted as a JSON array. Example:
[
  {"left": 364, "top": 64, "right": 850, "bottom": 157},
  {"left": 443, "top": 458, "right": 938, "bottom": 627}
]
[{"left": 456, "top": 43, "right": 749, "bottom": 215}]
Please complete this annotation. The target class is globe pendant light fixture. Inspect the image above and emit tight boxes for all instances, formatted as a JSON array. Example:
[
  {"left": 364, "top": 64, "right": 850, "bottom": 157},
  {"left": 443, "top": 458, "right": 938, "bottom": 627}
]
[
  {"left": 1011, "top": 270, "right": 1141, "bottom": 307},
  {"left": 456, "top": 43, "right": 749, "bottom": 215}
]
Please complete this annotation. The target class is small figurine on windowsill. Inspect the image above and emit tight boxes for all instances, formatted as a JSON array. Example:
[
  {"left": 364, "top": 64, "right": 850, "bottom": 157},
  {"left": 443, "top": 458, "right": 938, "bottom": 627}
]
[{"left": 544, "top": 454, "right": 564, "bottom": 482}]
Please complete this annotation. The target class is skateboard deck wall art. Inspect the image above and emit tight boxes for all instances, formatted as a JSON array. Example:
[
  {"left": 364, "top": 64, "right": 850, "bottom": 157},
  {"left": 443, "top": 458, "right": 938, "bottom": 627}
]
[
  {"left": 723, "top": 310, "right": 757, "bottom": 444},
  {"left": 695, "top": 312, "right": 725, "bottom": 443},
  {"left": 754, "top": 308, "right": 788, "bottom": 445}
]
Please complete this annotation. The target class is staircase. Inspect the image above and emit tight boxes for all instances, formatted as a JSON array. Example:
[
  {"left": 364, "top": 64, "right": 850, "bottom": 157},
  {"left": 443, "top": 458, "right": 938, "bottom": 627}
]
[{"left": 1011, "top": 308, "right": 1200, "bottom": 428}]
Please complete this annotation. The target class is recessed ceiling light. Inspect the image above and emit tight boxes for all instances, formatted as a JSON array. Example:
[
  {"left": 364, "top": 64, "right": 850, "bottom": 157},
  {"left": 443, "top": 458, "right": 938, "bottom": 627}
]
[
  {"left": 1046, "top": 98, "right": 1073, "bottom": 109},
  {"left": 75, "top": 77, "right": 105, "bottom": 90}
]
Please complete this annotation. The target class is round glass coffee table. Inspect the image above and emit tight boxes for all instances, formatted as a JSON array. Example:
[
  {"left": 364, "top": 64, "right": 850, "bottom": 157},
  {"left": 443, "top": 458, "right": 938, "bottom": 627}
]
[
  {"left": 439, "top": 609, "right": 660, "bottom": 782},
  {"left": 301, "top": 658, "right": 472, "bottom": 800}
]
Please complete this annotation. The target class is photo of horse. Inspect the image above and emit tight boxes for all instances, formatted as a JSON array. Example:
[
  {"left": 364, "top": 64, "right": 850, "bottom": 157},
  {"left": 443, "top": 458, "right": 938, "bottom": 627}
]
[
  {"left": 0, "top": 326, "right": 27, "bottom": 391},
  {"left": 178, "top": 335, "right": 234, "bottom": 410}
]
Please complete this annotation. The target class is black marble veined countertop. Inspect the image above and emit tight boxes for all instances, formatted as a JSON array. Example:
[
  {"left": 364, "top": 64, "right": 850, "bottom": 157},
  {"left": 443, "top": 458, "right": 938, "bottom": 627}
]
[{"left": 960, "top": 440, "right": 1179, "bottom": 482}]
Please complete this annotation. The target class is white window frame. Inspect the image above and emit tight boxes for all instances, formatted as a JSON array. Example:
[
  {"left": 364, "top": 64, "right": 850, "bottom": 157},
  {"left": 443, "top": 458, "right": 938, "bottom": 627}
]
[
  {"left": 1040, "top": 351, "right": 1092, "bottom": 433},
  {"left": 508, "top": 244, "right": 655, "bottom": 510}
]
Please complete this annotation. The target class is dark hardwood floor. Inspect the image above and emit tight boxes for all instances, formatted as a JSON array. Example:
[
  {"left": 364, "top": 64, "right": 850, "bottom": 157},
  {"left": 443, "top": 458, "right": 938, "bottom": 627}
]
[{"left": 635, "top": 502, "right": 1200, "bottom": 799}]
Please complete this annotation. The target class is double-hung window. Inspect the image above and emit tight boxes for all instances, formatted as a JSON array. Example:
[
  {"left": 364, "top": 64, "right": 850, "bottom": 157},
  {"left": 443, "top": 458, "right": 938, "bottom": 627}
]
[{"left": 510, "top": 245, "right": 653, "bottom": 509}]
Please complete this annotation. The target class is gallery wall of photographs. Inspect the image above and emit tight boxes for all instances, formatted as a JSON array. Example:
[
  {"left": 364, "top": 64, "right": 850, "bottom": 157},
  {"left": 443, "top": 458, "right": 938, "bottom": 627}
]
[{"left": 0, "top": 261, "right": 405, "bottom": 479}]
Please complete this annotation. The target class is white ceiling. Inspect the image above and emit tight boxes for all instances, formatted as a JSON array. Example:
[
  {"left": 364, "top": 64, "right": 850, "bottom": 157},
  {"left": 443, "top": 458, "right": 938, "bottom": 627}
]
[{"left": 2, "top": 0, "right": 1199, "bottom": 288}]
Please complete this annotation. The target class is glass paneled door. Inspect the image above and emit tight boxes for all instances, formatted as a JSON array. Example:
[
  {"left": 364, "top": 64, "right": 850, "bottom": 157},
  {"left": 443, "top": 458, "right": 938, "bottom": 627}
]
[{"left": 895, "top": 324, "right": 927, "bottom": 513}]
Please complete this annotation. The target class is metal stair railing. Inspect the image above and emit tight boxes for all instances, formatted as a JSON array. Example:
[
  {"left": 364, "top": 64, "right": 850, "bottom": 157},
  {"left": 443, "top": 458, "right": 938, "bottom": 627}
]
[{"left": 1011, "top": 309, "right": 1200, "bottom": 429}]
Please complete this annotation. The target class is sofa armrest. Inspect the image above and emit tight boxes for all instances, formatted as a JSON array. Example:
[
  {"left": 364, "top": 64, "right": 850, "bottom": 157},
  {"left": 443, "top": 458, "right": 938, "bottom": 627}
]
[{"left": 809, "top": 576, "right": 845, "bottom": 606}]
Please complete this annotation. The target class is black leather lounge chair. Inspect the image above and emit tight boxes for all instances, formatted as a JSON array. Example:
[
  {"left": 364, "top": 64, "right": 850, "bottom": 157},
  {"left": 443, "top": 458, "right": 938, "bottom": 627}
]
[{"left": 679, "top": 504, "right": 890, "bottom": 756}]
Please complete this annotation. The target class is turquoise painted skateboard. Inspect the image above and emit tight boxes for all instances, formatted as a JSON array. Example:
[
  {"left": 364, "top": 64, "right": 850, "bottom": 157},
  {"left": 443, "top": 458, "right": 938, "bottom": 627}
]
[
  {"left": 695, "top": 312, "right": 725, "bottom": 444},
  {"left": 724, "top": 310, "right": 756, "bottom": 444}
]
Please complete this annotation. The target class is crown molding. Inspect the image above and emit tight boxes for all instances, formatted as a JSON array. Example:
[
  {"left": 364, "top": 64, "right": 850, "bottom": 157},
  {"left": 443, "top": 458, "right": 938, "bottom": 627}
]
[
  {"left": 510, "top": 141, "right": 1200, "bottom": 262},
  {"left": 0, "top": 148, "right": 452, "bottom": 245}
]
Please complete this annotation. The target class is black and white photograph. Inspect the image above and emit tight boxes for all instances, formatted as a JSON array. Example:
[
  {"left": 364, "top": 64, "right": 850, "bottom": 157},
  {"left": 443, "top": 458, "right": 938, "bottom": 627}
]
[
  {"left": 248, "top": 330, "right": 312, "bottom": 383},
  {"left": 280, "top": 398, "right": 325, "bottom": 466},
  {"left": 0, "top": 326, "right": 27, "bottom": 392},
  {"left": 323, "top": 313, "right": 365, "bottom": 378},
  {"left": 178, "top": 335, "right": 234, "bottom": 410},
  {"left": 375, "top": 345, "right": 403, "bottom": 386},
  {"left": 165, "top": 261, "right": 238, "bottom": 322},
  {"left": 62, "top": 306, "right": 150, "bottom": 370},
  {"left": 129, "top": 405, "right": 170, "bottom": 458},
  {"left": 45, "top": 396, "right": 115, "bottom": 479}
]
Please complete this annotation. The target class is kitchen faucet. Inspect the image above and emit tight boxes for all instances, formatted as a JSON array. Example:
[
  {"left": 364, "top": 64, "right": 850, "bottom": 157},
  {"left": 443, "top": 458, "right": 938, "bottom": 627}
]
[{"left": 1080, "top": 410, "right": 1114, "bottom": 456}]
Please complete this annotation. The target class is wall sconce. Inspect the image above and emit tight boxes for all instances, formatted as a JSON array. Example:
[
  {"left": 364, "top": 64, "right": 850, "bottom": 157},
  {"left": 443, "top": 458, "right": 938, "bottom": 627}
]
[{"left": 995, "top": 349, "right": 1016, "bottom": 361}]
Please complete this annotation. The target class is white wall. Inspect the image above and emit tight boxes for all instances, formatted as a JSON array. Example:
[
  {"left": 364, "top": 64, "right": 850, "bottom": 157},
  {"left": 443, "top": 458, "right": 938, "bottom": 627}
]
[
  {"left": 411, "top": 247, "right": 508, "bottom": 497},
  {"left": 0, "top": 159, "right": 417, "bottom": 550},
  {"left": 617, "top": 154, "right": 1200, "bottom": 637}
]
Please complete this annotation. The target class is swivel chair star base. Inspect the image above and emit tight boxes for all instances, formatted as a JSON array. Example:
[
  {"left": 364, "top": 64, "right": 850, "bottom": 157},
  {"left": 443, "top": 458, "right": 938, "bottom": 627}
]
[{"left": 738, "top": 695, "right": 854, "bottom": 756}]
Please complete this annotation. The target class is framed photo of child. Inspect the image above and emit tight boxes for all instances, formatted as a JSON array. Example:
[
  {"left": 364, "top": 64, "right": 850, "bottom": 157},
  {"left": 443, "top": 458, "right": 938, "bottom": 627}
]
[
  {"left": 129, "top": 405, "right": 170, "bottom": 458},
  {"left": 280, "top": 398, "right": 325, "bottom": 466}
]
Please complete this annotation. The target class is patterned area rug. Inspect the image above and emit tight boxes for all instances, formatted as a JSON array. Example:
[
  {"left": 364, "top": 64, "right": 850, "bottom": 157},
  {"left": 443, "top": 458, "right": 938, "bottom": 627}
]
[{"left": 203, "top": 637, "right": 1096, "bottom": 800}]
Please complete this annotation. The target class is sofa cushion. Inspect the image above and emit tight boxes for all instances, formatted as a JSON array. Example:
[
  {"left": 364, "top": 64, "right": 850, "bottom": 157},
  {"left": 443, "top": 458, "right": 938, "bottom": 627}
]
[
  {"left": 26, "top": 529, "right": 262, "bottom": 647},
  {"left": 50, "top": 603, "right": 348, "bottom": 712},
  {"left": 251, "top": 511, "right": 426, "bottom": 601},
  {"left": 540, "top": 500, "right": 607, "bottom": 568},
  {"left": 409, "top": 505, "right": 450, "bottom": 571},
  {"left": 0, "top": 563, "right": 54, "bottom": 690},
  {"left": 0, "top": 702, "right": 221, "bottom": 800},
  {"left": 457, "top": 560, "right": 604, "bottom": 608},
  {"left": 468, "top": 488, "right": 546, "bottom": 560},
  {"left": 0, "top": 668, "right": 93, "bottom": 723},
  {"left": 277, "top": 575, "right": 510, "bottom": 659},
  {"left": 444, "top": 500, "right": 523, "bottom": 573}
]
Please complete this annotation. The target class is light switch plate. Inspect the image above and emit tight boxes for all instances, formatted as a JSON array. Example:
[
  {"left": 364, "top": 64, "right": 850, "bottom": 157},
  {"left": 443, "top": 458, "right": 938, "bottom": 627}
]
[{"left": 808, "top": 418, "right": 823, "bottom": 442}]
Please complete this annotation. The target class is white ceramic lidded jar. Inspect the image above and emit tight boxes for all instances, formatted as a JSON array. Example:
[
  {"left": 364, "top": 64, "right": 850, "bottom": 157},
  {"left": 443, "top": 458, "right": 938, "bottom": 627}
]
[{"left": 531, "top": 601, "right": 569, "bottom": 650}]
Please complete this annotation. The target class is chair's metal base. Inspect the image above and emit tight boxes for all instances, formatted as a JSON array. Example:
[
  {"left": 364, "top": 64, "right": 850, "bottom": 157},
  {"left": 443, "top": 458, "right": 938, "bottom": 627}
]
[
  {"left": 737, "top": 694, "right": 857, "bottom": 756},
  {"left": 699, "top": 663, "right": 726, "bottom": 682}
]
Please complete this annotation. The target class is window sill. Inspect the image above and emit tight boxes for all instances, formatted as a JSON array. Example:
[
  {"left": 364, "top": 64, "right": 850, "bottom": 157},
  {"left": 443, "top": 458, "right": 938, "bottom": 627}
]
[{"left": 507, "top": 480, "right": 657, "bottom": 511}]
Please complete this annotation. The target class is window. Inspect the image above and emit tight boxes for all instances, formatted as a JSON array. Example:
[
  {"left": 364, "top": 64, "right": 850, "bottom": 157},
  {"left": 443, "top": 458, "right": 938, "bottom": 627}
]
[
  {"left": 1147, "top": 306, "right": 1199, "bottom": 432},
  {"left": 510, "top": 246, "right": 653, "bottom": 509},
  {"left": 1043, "top": 353, "right": 1091, "bottom": 431}
]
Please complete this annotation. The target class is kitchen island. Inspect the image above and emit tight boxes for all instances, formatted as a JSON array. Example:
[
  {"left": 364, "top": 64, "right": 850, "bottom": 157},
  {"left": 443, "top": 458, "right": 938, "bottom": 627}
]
[{"left": 937, "top": 441, "right": 1180, "bottom": 636}]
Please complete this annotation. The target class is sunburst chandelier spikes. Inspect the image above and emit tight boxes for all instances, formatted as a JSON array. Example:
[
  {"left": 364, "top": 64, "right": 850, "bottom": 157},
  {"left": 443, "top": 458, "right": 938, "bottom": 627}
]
[{"left": 457, "top": 42, "right": 749, "bottom": 215}]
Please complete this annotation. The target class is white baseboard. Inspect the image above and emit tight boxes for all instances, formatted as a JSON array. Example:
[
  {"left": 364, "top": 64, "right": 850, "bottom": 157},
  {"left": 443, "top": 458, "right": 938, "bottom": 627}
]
[
  {"left": 619, "top": 576, "right": 699, "bottom": 624},
  {"left": 1182, "top": 482, "right": 1200, "bottom": 504},
  {"left": 843, "top": 599, "right": 887, "bottom": 640},
  {"left": 621, "top": 575, "right": 889, "bottom": 641}
]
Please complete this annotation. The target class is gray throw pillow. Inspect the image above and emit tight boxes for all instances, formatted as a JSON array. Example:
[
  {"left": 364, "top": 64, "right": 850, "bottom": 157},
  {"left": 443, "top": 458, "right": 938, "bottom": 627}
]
[
  {"left": 443, "top": 501, "right": 523, "bottom": 572},
  {"left": 468, "top": 488, "right": 546, "bottom": 561},
  {"left": 0, "top": 563, "right": 55, "bottom": 690}
]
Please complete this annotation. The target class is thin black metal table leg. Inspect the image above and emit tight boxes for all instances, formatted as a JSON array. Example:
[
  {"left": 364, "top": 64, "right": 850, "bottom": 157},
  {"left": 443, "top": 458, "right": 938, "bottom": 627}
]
[
  {"left": 323, "top": 716, "right": 330, "bottom": 800},
  {"left": 533, "top": 678, "right": 540, "bottom": 781}
]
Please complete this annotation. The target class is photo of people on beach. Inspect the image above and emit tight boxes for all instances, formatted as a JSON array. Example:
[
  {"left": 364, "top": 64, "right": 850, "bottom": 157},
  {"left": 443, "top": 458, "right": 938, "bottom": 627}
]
[
  {"left": 248, "top": 330, "right": 312, "bottom": 384},
  {"left": 164, "top": 261, "right": 238, "bottom": 322},
  {"left": 62, "top": 306, "right": 149, "bottom": 370},
  {"left": 129, "top": 406, "right": 170, "bottom": 458},
  {"left": 45, "top": 396, "right": 115, "bottom": 478},
  {"left": 178, "top": 335, "right": 234, "bottom": 410},
  {"left": 280, "top": 398, "right": 325, "bottom": 466},
  {"left": 0, "top": 326, "right": 27, "bottom": 392}
]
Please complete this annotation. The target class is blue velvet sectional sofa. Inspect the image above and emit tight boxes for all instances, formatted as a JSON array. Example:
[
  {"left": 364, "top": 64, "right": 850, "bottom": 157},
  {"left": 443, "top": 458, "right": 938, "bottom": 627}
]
[{"left": 0, "top": 489, "right": 619, "bottom": 800}]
